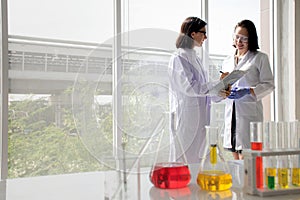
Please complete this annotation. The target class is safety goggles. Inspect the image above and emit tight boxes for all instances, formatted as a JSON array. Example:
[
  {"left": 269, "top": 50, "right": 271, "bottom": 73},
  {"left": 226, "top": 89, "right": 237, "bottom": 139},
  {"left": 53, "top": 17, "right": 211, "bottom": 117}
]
[{"left": 233, "top": 34, "right": 248, "bottom": 43}]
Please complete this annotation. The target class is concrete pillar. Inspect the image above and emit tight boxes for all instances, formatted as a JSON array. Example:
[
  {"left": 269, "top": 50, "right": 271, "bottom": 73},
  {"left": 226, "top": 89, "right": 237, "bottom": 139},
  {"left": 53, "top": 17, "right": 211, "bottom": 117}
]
[{"left": 272, "top": 0, "right": 297, "bottom": 121}]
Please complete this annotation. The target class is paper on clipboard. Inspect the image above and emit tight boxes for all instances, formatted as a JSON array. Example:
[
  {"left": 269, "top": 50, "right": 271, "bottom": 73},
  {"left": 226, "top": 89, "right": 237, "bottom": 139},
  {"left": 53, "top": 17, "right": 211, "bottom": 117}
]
[
  {"left": 210, "top": 70, "right": 246, "bottom": 95},
  {"left": 222, "top": 70, "right": 246, "bottom": 88}
]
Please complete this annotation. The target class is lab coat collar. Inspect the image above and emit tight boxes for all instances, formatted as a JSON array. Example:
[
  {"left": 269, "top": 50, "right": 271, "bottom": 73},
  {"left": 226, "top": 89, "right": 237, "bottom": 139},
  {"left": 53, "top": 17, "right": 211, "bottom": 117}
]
[
  {"left": 177, "top": 48, "right": 207, "bottom": 81},
  {"left": 235, "top": 50, "right": 250, "bottom": 70},
  {"left": 178, "top": 48, "right": 196, "bottom": 57},
  {"left": 177, "top": 48, "right": 198, "bottom": 65}
]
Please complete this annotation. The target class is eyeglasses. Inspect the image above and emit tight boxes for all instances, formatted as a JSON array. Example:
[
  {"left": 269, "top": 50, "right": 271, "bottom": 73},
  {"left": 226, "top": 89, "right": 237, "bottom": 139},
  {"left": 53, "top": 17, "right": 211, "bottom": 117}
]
[
  {"left": 233, "top": 34, "right": 248, "bottom": 42},
  {"left": 198, "top": 30, "right": 206, "bottom": 36}
]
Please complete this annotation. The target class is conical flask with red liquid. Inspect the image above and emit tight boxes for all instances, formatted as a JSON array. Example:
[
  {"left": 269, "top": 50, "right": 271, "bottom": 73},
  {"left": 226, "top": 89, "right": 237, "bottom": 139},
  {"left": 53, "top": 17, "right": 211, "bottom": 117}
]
[
  {"left": 149, "top": 113, "right": 191, "bottom": 189},
  {"left": 150, "top": 162, "right": 191, "bottom": 189},
  {"left": 197, "top": 126, "right": 232, "bottom": 191}
]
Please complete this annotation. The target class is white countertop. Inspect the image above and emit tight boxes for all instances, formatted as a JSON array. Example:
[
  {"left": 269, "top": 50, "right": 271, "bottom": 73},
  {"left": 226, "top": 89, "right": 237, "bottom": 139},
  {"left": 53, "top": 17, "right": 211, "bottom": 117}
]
[{"left": 2, "top": 166, "right": 300, "bottom": 200}]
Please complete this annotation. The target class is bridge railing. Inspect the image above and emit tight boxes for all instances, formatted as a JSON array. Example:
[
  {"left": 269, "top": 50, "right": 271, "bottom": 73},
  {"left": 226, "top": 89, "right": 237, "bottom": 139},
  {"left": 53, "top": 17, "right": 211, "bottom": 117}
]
[{"left": 8, "top": 35, "right": 173, "bottom": 77}]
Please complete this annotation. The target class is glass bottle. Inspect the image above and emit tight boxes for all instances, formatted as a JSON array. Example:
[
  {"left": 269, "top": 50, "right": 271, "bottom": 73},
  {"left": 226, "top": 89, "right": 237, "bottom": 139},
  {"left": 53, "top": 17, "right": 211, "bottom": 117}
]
[{"left": 197, "top": 126, "right": 232, "bottom": 191}]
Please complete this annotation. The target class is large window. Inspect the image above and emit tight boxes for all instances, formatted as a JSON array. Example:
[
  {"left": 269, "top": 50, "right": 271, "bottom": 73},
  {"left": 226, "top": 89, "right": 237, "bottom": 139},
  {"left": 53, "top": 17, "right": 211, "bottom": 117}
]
[
  {"left": 6, "top": 0, "right": 211, "bottom": 178},
  {"left": 116, "top": 0, "right": 208, "bottom": 175},
  {"left": 7, "top": 0, "right": 114, "bottom": 178},
  {"left": 4, "top": 0, "right": 294, "bottom": 179},
  {"left": 208, "top": 0, "right": 260, "bottom": 56},
  {"left": 207, "top": 0, "right": 260, "bottom": 81},
  {"left": 8, "top": 0, "right": 113, "bottom": 43}
]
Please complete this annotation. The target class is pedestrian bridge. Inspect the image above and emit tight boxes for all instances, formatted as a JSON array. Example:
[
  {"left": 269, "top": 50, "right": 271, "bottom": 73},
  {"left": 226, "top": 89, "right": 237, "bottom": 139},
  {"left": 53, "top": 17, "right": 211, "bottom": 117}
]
[{"left": 8, "top": 35, "right": 225, "bottom": 95}]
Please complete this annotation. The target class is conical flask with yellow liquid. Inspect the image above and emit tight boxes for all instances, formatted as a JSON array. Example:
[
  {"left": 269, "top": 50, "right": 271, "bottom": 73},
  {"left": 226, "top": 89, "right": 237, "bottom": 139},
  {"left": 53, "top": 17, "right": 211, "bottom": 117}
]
[{"left": 197, "top": 126, "right": 232, "bottom": 191}]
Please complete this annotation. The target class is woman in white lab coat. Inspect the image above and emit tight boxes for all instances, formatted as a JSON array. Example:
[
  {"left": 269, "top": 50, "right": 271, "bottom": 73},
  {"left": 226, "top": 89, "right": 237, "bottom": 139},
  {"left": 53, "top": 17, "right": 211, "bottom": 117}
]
[
  {"left": 221, "top": 20, "right": 275, "bottom": 160},
  {"left": 168, "top": 17, "right": 225, "bottom": 164}
]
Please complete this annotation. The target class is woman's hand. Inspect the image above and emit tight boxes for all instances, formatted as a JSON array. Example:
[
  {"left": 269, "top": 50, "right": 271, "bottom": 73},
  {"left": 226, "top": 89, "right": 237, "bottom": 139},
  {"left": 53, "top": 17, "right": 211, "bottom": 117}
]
[
  {"left": 220, "top": 72, "right": 229, "bottom": 80},
  {"left": 219, "top": 89, "right": 231, "bottom": 99},
  {"left": 219, "top": 72, "right": 231, "bottom": 98},
  {"left": 228, "top": 87, "right": 251, "bottom": 99}
]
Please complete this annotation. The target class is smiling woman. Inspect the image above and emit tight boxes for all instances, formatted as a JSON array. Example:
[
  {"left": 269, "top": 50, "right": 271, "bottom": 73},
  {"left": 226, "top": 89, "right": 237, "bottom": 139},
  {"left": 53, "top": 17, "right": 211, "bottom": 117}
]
[{"left": 168, "top": 16, "right": 219, "bottom": 164}]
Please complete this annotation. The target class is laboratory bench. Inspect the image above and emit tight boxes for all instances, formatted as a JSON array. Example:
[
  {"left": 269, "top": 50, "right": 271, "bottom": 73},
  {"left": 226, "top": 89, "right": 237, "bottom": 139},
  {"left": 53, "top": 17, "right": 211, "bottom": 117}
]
[{"left": 1, "top": 164, "right": 300, "bottom": 200}]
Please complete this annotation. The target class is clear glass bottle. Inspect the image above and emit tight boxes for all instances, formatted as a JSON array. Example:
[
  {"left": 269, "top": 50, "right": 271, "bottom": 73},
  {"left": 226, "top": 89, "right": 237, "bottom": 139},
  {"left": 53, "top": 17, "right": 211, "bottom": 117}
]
[{"left": 197, "top": 126, "right": 232, "bottom": 191}]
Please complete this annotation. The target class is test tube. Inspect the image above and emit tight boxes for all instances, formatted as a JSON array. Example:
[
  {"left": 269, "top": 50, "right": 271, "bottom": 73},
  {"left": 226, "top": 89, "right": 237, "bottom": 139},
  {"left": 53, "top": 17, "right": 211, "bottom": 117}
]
[
  {"left": 289, "top": 121, "right": 300, "bottom": 186},
  {"left": 263, "top": 121, "right": 277, "bottom": 189},
  {"left": 277, "top": 121, "right": 289, "bottom": 189},
  {"left": 250, "top": 122, "right": 263, "bottom": 150},
  {"left": 250, "top": 121, "right": 263, "bottom": 189}
]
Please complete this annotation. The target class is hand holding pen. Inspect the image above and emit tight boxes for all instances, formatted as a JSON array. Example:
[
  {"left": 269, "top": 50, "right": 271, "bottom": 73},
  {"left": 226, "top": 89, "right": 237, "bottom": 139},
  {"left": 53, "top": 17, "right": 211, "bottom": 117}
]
[
  {"left": 219, "top": 71, "right": 229, "bottom": 80},
  {"left": 219, "top": 71, "right": 231, "bottom": 98}
]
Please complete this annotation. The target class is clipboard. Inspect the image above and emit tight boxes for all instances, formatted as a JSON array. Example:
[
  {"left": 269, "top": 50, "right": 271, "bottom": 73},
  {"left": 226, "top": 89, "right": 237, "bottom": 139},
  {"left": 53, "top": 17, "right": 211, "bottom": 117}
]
[
  {"left": 209, "top": 70, "right": 246, "bottom": 95},
  {"left": 222, "top": 70, "right": 246, "bottom": 89}
]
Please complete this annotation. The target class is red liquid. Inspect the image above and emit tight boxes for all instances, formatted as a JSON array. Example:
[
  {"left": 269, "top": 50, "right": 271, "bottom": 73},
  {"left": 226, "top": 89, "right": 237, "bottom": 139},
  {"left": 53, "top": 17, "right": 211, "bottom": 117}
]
[
  {"left": 150, "top": 162, "right": 191, "bottom": 189},
  {"left": 251, "top": 142, "right": 262, "bottom": 150},
  {"left": 256, "top": 156, "right": 263, "bottom": 189},
  {"left": 251, "top": 142, "right": 263, "bottom": 189}
]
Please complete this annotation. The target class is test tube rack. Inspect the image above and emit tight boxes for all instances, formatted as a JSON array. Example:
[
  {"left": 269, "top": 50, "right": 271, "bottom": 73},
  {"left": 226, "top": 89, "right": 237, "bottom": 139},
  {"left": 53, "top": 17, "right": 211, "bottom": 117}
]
[{"left": 243, "top": 149, "right": 300, "bottom": 197}]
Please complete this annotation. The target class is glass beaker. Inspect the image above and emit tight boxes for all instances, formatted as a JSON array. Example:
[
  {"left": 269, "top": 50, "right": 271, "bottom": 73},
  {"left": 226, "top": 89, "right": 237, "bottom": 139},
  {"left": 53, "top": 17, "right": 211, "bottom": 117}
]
[
  {"left": 149, "top": 112, "right": 191, "bottom": 189},
  {"left": 197, "top": 126, "right": 232, "bottom": 192}
]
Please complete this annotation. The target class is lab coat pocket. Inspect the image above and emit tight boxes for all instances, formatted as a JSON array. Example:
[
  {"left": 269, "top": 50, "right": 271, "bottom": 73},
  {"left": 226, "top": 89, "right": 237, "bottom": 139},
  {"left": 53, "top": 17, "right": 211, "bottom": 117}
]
[{"left": 238, "top": 102, "right": 257, "bottom": 117}]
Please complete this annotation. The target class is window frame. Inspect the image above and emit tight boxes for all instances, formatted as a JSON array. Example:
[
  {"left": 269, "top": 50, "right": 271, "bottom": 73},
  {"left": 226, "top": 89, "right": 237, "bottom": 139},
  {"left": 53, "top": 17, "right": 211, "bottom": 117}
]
[{"left": 1, "top": 0, "right": 9, "bottom": 180}]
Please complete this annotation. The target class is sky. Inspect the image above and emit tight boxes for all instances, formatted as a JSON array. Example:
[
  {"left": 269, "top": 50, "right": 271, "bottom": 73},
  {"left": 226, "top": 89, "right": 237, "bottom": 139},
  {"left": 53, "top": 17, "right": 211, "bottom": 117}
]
[{"left": 8, "top": 0, "right": 259, "bottom": 56}]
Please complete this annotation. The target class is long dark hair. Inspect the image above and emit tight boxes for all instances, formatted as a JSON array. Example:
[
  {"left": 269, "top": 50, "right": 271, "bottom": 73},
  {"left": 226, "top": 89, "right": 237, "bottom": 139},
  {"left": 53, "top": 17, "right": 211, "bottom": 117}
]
[
  {"left": 234, "top": 19, "right": 259, "bottom": 51},
  {"left": 176, "top": 17, "right": 207, "bottom": 49}
]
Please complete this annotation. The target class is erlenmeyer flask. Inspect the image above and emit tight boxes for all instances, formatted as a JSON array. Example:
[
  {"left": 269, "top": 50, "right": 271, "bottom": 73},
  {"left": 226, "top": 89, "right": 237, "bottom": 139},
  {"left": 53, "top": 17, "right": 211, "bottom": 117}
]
[
  {"left": 150, "top": 162, "right": 191, "bottom": 189},
  {"left": 197, "top": 126, "right": 232, "bottom": 191},
  {"left": 149, "top": 113, "right": 191, "bottom": 189}
]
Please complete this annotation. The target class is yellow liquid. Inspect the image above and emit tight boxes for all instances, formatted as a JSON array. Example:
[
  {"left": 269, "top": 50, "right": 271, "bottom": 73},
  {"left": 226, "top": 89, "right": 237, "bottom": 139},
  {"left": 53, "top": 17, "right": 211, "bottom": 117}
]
[
  {"left": 210, "top": 145, "right": 217, "bottom": 165},
  {"left": 278, "top": 168, "right": 289, "bottom": 188},
  {"left": 292, "top": 168, "right": 300, "bottom": 186},
  {"left": 265, "top": 168, "right": 276, "bottom": 189},
  {"left": 197, "top": 170, "right": 232, "bottom": 191}
]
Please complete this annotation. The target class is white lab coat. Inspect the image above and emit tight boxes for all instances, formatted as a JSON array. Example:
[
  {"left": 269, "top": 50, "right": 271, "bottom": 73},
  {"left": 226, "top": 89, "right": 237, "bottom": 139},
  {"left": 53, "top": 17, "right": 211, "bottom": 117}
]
[
  {"left": 168, "top": 48, "right": 217, "bottom": 164},
  {"left": 221, "top": 50, "right": 274, "bottom": 150}
]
